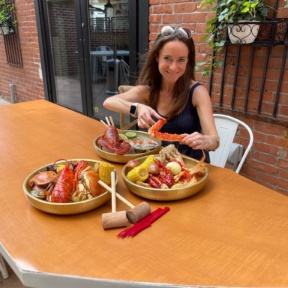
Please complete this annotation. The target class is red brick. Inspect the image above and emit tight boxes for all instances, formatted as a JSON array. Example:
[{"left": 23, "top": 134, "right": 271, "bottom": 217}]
[
  {"left": 253, "top": 151, "right": 277, "bottom": 165},
  {"left": 279, "top": 167, "right": 288, "bottom": 179},
  {"left": 174, "top": 2, "right": 197, "bottom": 13},
  {"left": 149, "top": 15, "right": 162, "bottom": 24},
  {"left": 163, "top": 14, "right": 183, "bottom": 23},
  {"left": 252, "top": 141, "right": 281, "bottom": 156},
  {"left": 249, "top": 160, "right": 278, "bottom": 174},
  {"left": 275, "top": 188, "right": 288, "bottom": 196},
  {"left": 266, "top": 135, "right": 288, "bottom": 147},
  {"left": 240, "top": 166, "right": 258, "bottom": 178},
  {"left": 254, "top": 121, "right": 286, "bottom": 136},
  {"left": 258, "top": 171, "right": 288, "bottom": 191},
  {"left": 153, "top": 4, "right": 172, "bottom": 14}
]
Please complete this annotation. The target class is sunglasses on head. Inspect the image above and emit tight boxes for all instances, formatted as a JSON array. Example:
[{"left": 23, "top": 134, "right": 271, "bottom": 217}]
[{"left": 160, "top": 26, "right": 192, "bottom": 39}]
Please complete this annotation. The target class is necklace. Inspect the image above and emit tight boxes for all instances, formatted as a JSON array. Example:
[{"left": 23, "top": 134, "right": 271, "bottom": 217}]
[{"left": 162, "top": 91, "right": 173, "bottom": 100}]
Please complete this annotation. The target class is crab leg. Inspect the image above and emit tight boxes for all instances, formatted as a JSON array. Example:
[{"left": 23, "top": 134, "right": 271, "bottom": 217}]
[
  {"left": 148, "top": 119, "right": 185, "bottom": 142},
  {"left": 188, "top": 150, "right": 207, "bottom": 176}
]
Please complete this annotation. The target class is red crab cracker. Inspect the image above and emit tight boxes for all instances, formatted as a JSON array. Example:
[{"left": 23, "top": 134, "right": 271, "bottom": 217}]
[{"left": 117, "top": 207, "right": 170, "bottom": 238}]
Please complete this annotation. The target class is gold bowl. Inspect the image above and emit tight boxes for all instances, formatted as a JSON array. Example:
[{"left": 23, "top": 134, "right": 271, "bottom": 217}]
[
  {"left": 122, "top": 155, "right": 208, "bottom": 201},
  {"left": 23, "top": 159, "right": 112, "bottom": 215},
  {"left": 93, "top": 130, "right": 162, "bottom": 164}
]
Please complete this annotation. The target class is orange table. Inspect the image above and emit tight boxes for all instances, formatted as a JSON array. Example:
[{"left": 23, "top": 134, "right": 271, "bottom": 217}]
[{"left": 1, "top": 100, "right": 288, "bottom": 287}]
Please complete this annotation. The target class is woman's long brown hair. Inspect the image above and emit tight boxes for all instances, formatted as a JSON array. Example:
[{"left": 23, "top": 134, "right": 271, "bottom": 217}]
[{"left": 136, "top": 28, "right": 196, "bottom": 119}]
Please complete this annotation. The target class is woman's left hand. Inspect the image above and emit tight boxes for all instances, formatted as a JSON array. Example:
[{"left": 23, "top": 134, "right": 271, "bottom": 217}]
[{"left": 180, "top": 132, "right": 210, "bottom": 150}]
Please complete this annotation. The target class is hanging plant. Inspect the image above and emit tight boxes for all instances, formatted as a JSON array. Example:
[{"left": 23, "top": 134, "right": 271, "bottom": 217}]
[
  {"left": 0, "top": 0, "right": 17, "bottom": 35},
  {"left": 197, "top": 0, "right": 272, "bottom": 75}
]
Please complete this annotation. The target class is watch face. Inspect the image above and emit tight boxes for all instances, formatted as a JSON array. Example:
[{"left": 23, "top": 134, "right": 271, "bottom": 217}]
[{"left": 130, "top": 105, "right": 137, "bottom": 115}]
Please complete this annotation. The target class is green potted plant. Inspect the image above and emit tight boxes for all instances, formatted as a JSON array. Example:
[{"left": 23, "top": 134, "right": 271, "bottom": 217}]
[
  {"left": 197, "top": 0, "right": 271, "bottom": 75},
  {"left": 0, "top": 0, "right": 16, "bottom": 35},
  {"left": 203, "top": 0, "right": 270, "bottom": 47}
]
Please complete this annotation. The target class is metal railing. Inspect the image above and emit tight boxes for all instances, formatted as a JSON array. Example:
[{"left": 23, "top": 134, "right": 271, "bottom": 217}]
[
  {"left": 90, "top": 16, "right": 129, "bottom": 33},
  {"left": 1, "top": 0, "right": 23, "bottom": 66},
  {"left": 210, "top": 18, "right": 288, "bottom": 124}
]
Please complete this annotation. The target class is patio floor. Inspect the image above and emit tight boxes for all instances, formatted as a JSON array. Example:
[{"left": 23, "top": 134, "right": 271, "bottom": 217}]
[{"left": 0, "top": 258, "right": 25, "bottom": 288}]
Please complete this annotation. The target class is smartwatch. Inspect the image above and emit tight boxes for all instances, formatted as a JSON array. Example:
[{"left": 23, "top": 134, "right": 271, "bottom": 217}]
[{"left": 130, "top": 103, "right": 139, "bottom": 117}]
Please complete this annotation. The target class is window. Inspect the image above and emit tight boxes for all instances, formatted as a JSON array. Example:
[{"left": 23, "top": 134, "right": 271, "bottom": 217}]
[{"left": 1, "top": 0, "right": 23, "bottom": 66}]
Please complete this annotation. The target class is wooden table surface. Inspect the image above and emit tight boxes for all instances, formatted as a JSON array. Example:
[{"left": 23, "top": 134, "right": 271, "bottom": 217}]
[{"left": 1, "top": 100, "right": 288, "bottom": 288}]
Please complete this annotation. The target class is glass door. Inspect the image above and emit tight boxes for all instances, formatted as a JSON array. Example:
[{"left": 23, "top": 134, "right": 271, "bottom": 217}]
[
  {"left": 38, "top": 0, "right": 148, "bottom": 126},
  {"left": 89, "top": 0, "right": 130, "bottom": 125},
  {"left": 46, "top": 0, "right": 84, "bottom": 112}
]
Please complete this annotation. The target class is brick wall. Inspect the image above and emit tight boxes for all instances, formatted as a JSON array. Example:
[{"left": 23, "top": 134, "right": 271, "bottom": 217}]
[
  {"left": 0, "top": 0, "right": 45, "bottom": 103},
  {"left": 149, "top": 0, "right": 288, "bottom": 195},
  {"left": 90, "top": 32, "right": 128, "bottom": 51}
]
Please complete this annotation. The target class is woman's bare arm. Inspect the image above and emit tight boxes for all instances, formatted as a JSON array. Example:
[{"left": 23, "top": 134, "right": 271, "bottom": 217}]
[
  {"left": 103, "top": 85, "right": 162, "bottom": 128},
  {"left": 180, "top": 85, "right": 219, "bottom": 151}
]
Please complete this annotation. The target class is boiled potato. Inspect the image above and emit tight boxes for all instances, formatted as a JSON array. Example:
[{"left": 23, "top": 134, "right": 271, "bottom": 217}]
[{"left": 166, "top": 162, "right": 181, "bottom": 175}]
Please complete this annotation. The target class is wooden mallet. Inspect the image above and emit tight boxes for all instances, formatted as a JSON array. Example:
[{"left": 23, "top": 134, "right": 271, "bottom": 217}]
[
  {"left": 102, "top": 171, "right": 129, "bottom": 229},
  {"left": 99, "top": 178, "right": 151, "bottom": 224}
]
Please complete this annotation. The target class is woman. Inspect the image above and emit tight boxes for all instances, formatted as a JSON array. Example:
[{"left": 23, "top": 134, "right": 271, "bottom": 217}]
[{"left": 103, "top": 26, "right": 219, "bottom": 162}]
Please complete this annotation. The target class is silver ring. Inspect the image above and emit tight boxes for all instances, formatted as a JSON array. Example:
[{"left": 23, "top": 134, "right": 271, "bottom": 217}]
[{"left": 195, "top": 140, "right": 199, "bottom": 145}]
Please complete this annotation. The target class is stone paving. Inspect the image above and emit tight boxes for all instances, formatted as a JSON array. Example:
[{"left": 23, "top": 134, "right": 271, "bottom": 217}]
[{"left": 0, "top": 98, "right": 11, "bottom": 106}]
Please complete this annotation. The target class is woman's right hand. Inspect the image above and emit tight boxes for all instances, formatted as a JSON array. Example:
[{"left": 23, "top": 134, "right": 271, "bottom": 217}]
[{"left": 136, "top": 104, "right": 162, "bottom": 129}]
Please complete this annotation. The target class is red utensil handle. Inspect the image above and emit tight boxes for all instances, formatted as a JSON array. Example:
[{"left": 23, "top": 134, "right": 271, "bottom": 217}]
[{"left": 117, "top": 207, "right": 170, "bottom": 238}]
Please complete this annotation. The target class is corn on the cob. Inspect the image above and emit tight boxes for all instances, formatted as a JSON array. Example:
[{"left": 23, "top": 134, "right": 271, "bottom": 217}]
[
  {"left": 126, "top": 166, "right": 149, "bottom": 183},
  {"left": 140, "top": 155, "right": 155, "bottom": 169},
  {"left": 126, "top": 155, "right": 155, "bottom": 183},
  {"left": 98, "top": 161, "right": 115, "bottom": 185}
]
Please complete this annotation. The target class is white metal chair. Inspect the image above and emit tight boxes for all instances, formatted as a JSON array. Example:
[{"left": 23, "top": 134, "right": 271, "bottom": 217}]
[
  {"left": 91, "top": 46, "right": 113, "bottom": 82},
  {"left": 96, "top": 46, "right": 113, "bottom": 76},
  {"left": 119, "top": 59, "right": 130, "bottom": 85},
  {"left": 209, "top": 114, "right": 254, "bottom": 173}
]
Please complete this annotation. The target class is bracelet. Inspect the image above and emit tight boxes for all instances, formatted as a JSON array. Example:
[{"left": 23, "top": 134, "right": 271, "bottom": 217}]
[
  {"left": 208, "top": 135, "right": 220, "bottom": 151},
  {"left": 212, "top": 135, "right": 220, "bottom": 151}
]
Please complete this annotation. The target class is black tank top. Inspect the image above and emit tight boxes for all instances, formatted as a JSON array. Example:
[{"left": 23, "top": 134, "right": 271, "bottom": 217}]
[{"left": 157, "top": 83, "right": 210, "bottom": 163}]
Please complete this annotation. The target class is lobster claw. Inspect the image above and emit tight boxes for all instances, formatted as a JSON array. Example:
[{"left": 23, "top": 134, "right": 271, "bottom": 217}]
[
  {"left": 79, "top": 167, "right": 104, "bottom": 197},
  {"left": 97, "top": 137, "right": 115, "bottom": 153},
  {"left": 97, "top": 126, "right": 132, "bottom": 155}
]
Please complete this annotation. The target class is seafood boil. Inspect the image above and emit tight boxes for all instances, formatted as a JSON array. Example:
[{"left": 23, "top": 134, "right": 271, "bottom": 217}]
[
  {"left": 29, "top": 159, "right": 115, "bottom": 203},
  {"left": 97, "top": 117, "right": 159, "bottom": 155},
  {"left": 125, "top": 144, "right": 207, "bottom": 189}
]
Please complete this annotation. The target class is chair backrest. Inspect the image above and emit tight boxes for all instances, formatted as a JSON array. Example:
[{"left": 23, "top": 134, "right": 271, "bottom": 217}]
[
  {"left": 209, "top": 114, "right": 254, "bottom": 173},
  {"left": 119, "top": 60, "right": 130, "bottom": 85},
  {"left": 96, "top": 46, "right": 113, "bottom": 62},
  {"left": 118, "top": 85, "right": 138, "bottom": 130}
]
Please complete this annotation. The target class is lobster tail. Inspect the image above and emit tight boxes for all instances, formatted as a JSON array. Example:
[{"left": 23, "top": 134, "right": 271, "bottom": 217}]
[{"left": 47, "top": 165, "right": 75, "bottom": 203}]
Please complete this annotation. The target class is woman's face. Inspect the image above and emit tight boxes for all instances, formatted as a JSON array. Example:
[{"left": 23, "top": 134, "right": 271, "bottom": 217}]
[{"left": 156, "top": 40, "right": 189, "bottom": 84}]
